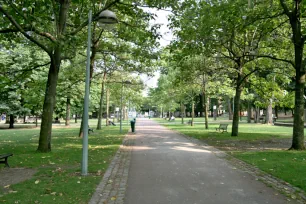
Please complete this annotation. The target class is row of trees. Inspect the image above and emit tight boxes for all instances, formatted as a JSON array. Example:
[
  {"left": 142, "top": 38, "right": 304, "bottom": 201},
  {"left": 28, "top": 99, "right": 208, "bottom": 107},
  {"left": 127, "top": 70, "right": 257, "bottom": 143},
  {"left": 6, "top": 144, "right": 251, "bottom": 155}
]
[
  {"left": 0, "top": 0, "right": 168, "bottom": 152},
  {"left": 149, "top": 0, "right": 305, "bottom": 150},
  {"left": 1, "top": 0, "right": 305, "bottom": 151}
]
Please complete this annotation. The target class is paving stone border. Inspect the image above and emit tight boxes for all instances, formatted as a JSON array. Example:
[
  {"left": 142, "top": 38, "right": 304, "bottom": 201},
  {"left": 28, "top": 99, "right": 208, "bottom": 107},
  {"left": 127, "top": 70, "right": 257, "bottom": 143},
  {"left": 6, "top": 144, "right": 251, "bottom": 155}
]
[
  {"left": 89, "top": 132, "right": 134, "bottom": 204},
  {"left": 172, "top": 129, "right": 306, "bottom": 204}
]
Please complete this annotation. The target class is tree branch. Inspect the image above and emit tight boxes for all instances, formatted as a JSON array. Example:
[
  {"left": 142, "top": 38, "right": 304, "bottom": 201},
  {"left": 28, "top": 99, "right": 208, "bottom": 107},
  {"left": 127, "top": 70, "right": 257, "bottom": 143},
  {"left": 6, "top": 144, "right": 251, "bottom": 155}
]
[
  {"left": 279, "top": 0, "right": 291, "bottom": 17},
  {"left": 239, "top": 68, "right": 258, "bottom": 86},
  {"left": 0, "top": 26, "right": 57, "bottom": 43},
  {"left": 253, "top": 54, "right": 295, "bottom": 67},
  {"left": 2, "top": 62, "right": 51, "bottom": 75},
  {"left": 0, "top": 6, "right": 51, "bottom": 54}
]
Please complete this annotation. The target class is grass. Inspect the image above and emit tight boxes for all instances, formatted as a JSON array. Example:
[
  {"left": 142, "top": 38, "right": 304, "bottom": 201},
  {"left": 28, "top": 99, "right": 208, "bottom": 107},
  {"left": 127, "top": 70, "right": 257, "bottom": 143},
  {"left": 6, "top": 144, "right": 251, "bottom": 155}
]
[
  {"left": 234, "top": 151, "right": 306, "bottom": 191},
  {"left": 154, "top": 117, "right": 306, "bottom": 193},
  {"left": 154, "top": 118, "right": 294, "bottom": 140},
  {"left": 0, "top": 119, "right": 129, "bottom": 203}
]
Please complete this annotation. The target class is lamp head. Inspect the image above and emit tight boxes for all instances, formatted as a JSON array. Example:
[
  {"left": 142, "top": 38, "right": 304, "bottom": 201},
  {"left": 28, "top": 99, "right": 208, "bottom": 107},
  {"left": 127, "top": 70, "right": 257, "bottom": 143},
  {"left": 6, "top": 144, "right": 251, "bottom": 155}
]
[{"left": 98, "top": 10, "right": 118, "bottom": 24}]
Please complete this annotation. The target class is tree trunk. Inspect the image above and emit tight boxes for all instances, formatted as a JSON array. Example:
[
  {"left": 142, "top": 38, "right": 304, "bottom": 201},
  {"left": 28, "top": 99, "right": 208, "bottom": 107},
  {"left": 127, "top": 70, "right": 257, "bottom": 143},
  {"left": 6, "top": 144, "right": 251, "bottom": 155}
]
[
  {"left": 106, "top": 88, "right": 110, "bottom": 126},
  {"left": 291, "top": 66, "right": 305, "bottom": 149},
  {"left": 97, "top": 73, "right": 106, "bottom": 130},
  {"left": 180, "top": 101, "right": 184, "bottom": 124},
  {"left": 37, "top": 0, "right": 69, "bottom": 152},
  {"left": 231, "top": 67, "right": 243, "bottom": 136},
  {"left": 65, "top": 97, "right": 70, "bottom": 126},
  {"left": 191, "top": 102, "right": 195, "bottom": 126},
  {"left": 266, "top": 100, "right": 273, "bottom": 124},
  {"left": 247, "top": 101, "right": 251, "bottom": 123},
  {"left": 37, "top": 55, "right": 60, "bottom": 152},
  {"left": 227, "top": 97, "right": 233, "bottom": 120},
  {"left": 275, "top": 106, "right": 278, "bottom": 118},
  {"left": 254, "top": 107, "right": 259, "bottom": 123},
  {"left": 35, "top": 115, "right": 38, "bottom": 127},
  {"left": 203, "top": 85, "right": 208, "bottom": 129},
  {"left": 5, "top": 116, "right": 9, "bottom": 124},
  {"left": 200, "top": 94, "right": 204, "bottom": 117},
  {"left": 280, "top": 0, "right": 305, "bottom": 150},
  {"left": 75, "top": 113, "right": 77, "bottom": 123},
  {"left": 23, "top": 115, "right": 26, "bottom": 124},
  {"left": 9, "top": 114, "right": 14, "bottom": 129}
]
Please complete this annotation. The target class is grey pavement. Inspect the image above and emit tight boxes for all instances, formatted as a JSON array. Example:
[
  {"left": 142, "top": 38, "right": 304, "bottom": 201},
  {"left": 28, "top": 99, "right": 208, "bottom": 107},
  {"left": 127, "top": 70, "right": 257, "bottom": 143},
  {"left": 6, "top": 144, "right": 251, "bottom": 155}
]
[{"left": 124, "top": 118, "right": 298, "bottom": 204}]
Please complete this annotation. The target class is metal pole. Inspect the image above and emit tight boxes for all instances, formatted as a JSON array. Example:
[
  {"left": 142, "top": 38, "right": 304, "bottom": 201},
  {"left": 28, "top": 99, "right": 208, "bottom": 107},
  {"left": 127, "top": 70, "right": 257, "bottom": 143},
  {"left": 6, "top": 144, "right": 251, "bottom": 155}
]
[
  {"left": 120, "top": 80, "right": 123, "bottom": 133},
  {"left": 81, "top": 10, "right": 92, "bottom": 176}
]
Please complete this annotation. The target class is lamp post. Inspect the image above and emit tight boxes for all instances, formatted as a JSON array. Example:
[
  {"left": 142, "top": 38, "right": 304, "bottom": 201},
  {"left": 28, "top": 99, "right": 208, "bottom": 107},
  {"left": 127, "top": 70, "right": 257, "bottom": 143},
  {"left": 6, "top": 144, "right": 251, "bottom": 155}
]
[
  {"left": 82, "top": 9, "right": 118, "bottom": 176},
  {"left": 120, "top": 80, "right": 123, "bottom": 133},
  {"left": 120, "top": 80, "right": 131, "bottom": 133}
]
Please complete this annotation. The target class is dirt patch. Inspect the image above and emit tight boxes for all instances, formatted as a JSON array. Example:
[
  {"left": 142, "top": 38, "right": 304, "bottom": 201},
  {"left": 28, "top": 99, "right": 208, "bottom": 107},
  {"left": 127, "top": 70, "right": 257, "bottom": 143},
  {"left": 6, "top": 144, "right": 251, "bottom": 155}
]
[
  {"left": 203, "top": 138, "right": 295, "bottom": 152},
  {"left": 0, "top": 168, "right": 37, "bottom": 192}
]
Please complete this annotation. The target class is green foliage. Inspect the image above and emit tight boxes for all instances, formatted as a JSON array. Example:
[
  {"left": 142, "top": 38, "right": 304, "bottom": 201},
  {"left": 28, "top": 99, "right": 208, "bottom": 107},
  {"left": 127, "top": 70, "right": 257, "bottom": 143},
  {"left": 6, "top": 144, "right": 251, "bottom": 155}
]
[{"left": 0, "top": 43, "right": 49, "bottom": 117}]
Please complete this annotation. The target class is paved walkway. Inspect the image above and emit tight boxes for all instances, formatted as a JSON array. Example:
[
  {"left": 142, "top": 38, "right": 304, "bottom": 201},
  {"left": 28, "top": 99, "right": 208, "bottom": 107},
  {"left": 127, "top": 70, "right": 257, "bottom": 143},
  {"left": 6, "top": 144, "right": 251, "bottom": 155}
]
[{"left": 90, "top": 118, "right": 301, "bottom": 204}]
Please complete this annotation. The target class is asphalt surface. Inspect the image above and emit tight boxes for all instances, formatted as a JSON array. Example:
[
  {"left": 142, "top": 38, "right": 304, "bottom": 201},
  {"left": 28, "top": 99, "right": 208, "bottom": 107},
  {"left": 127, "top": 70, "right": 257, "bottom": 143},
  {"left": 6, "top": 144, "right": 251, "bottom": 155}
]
[{"left": 124, "top": 118, "right": 296, "bottom": 204}]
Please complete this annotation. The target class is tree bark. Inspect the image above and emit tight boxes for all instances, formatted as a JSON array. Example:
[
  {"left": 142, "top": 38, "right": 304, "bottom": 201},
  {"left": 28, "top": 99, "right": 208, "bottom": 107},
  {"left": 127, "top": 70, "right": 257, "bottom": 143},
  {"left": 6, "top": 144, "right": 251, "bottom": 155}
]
[
  {"left": 65, "top": 97, "right": 70, "bottom": 126},
  {"left": 231, "top": 65, "right": 243, "bottom": 136},
  {"left": 5, "top": 116, "right": 9, "bottom": 124},
  {"left": 199, "top": 94, "right": 204, "bottom": 117},
  {"left": 254, "top": 107, "right": 259, "bottom": 123},
  {"left": 275, "top": 106, "right": 279, "bottom": 118},
  {"left": 106, "top": 88, "right": 110, "bottom": 126},
  {"left": 247, "top": 101, "right": 251, "bottom": 123},
  {"left": 203, "top": 83, "right": 208, "bottom": 129},
  {"left": 97, "top": 73, "right": 106, "bottom": 130},
  {"left": 191, "top": 102, "right": 195, "bottom": 126},
  {"left": 9, "top": 114, "right": 14, "bottom": 129},
  {"left": 280, "top": 0, "right": 305, "bottom": 150},
  {"left": 37, "top": 0, "right": 70, "bottom": 152},
  {"left": 35, "top": 115, "right": 38, "bottom": 127},
  {"left": 266, "top": 100, "right": 273, "bottom": 124},
  {"left": 180, "top": 101, "right": 184, "bottom": 124},
  {"left": 75, "top": 113, "right": 77, "bottom": 123},
  {"left": 227, "top": 97, "right": 233, "bottom": 120},
  {"left": 37, "top": 54, "right": 60, "bottom": 152}
]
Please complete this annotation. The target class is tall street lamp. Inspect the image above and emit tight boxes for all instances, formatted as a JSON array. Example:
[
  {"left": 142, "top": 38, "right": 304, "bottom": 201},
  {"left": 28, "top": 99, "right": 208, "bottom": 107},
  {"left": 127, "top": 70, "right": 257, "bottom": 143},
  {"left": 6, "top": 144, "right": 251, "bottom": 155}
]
[
  {"left": 82, "top": 9, "right": 118, "bottom": 176},
  {"left": 120, "top": 80, "right": 132, "bottom": 133}
]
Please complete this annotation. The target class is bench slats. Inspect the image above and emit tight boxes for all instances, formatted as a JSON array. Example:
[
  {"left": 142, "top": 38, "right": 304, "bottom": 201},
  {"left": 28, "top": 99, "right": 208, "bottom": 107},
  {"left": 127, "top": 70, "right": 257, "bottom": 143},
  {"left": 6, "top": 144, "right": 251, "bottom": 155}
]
[
  {"left": 0, "top": 153, "right": 13, "bottom": 168},
  {"left": 216, "top": 124, "right": 228, "bottom": 133}
]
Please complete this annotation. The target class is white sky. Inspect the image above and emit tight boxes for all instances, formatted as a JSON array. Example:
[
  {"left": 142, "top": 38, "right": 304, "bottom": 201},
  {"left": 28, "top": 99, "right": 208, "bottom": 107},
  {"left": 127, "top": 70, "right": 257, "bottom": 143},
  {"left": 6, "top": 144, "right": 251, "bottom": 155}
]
[{"left": 140, "top": 9, "right": 173, "bottom": 96}]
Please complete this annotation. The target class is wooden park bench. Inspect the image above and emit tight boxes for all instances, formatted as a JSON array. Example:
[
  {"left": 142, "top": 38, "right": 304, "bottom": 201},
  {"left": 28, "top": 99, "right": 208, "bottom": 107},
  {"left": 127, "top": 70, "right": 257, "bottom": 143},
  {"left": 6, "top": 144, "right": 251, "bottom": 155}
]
[
  {"left": 88, "top": 126, "right": 94, "bottom": 134},
  {"left": 108, "top": 120, "right": 116, "bottom": 126},
  {"left": 0, "top": 153, "right": 13, "bottom": 167},
  {"left": 216, "top": 124, "right": 228, "bottom": 133}
]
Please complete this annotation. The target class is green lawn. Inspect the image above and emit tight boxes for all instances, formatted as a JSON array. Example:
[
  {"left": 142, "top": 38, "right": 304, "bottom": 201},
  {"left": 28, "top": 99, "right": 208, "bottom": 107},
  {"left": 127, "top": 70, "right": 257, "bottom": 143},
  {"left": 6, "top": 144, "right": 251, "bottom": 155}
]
[
  {"left": 0, "top": 120, "right": 128, "bottom": 203},
  {"left": 154, "top": 117, "right": 306, "bottom": 193}
]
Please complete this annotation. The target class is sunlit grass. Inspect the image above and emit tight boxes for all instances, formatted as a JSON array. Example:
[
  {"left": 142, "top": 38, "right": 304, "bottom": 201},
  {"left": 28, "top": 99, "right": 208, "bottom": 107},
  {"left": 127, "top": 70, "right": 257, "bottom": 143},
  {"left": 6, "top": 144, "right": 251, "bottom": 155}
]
[
  {"left": 0, "top": 121, "right": 128, "bottom": 203},
  {"left": 234, "top": 151, "right": 306, "bottom": 192}
]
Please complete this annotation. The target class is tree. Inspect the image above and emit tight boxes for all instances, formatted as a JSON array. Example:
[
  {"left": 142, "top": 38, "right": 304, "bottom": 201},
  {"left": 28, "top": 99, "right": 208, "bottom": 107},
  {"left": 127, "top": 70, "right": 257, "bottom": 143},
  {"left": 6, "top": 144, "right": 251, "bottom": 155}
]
[
  {"left": 0, "top": 42, "right": 49, "bottom": 128},
  {"left": 278, "top": 0, "right": 305, "bottom": 150}
]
